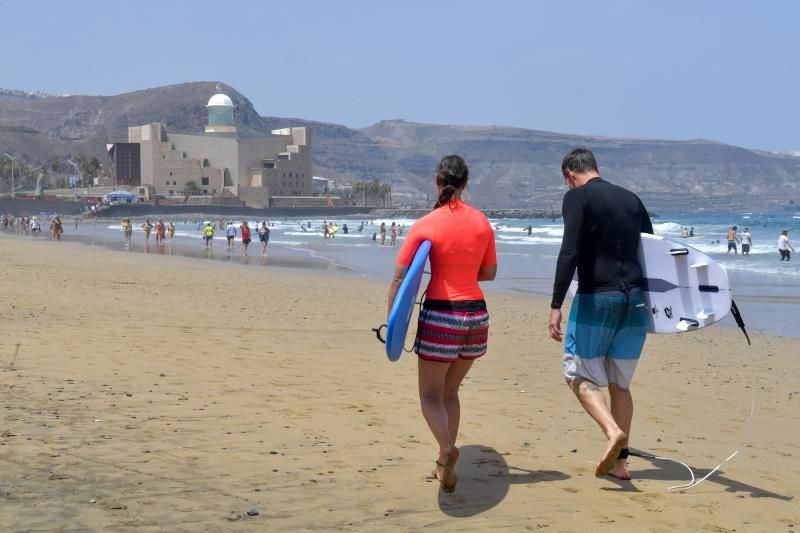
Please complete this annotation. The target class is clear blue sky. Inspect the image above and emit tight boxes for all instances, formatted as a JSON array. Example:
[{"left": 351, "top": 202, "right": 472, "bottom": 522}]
[{"left": 3, "top": 0, "right": 799, "bottom": 151}]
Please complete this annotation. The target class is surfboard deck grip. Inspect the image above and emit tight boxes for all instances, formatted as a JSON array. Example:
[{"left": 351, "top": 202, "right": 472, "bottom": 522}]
[
  {"left": 669, "top": 248, "right": 690, "bottom": 256},
  {"left": 690, "top": 262, "right": 709, "bottom": 269}
]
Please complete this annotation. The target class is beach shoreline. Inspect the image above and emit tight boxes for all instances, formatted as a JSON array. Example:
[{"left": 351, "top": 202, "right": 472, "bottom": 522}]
[{"left": 1, "top": 236, "right": 798, "bottom": 531}]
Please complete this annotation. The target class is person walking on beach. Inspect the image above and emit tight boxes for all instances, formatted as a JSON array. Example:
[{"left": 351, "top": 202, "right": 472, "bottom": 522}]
[
  {"left": 387, "top": 155, "right": 497, "bottom": 493},
  {"left": 390, "top": 222, "right": 397, "bottom": 245},
  {"left": 203, "top": 223, "right": 214, "bottom": 249},
  {"left": 226, "top": 222, "right": 237, "bottom": 249},
  {"left": 741, "top": 227, "right": 753, "bottom": 255},
  {"left": 548, "top": 148, "right": 653, "bottom": 480},
  {"left": 778, "top": 230, "right": 794, "bottom": 261},
  {"left": 322, "top": 221, "right": 329, "bottom": 239},
  {"left": 122, "top": 219, "right": 132, "bottom": 245},
  {"left": 727, "top": 225, "right": 740, "bottom": 254},
  {"left": 380, "top": 222, "right": 387, "bottom": 245},
  {"left": 31, "top": 216, "right": 41, "bottom": 238},
  {"left": 156, "top": 219, "right": 166, "bottom": 244},
  {"left": 142, "top": 219, "right": 153, "bottom": 242},
  {"left": 240, "top": 221, "right": 251, "bottom": 256},
  {"left": 53, "top": 217, "right": 63, "bottom": 241},
  {"left": 259, "top": 222, "right": 270, "bottom": 255},
  {"left": 168, "top": 222, "right": 175, "bottom": 240}
]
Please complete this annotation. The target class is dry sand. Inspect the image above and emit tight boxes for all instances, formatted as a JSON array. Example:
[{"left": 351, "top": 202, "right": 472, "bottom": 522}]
[{"left": 1, "top": 235, "right": 798, "bottom": 532}]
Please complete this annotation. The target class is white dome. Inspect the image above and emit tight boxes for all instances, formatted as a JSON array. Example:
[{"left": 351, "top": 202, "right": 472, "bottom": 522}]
[{"left": 207, "top": 93, "right": 233, "bottom": 107}]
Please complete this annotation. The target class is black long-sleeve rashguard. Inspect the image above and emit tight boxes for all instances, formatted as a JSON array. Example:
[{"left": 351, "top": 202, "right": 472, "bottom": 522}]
[{"left": 550, "top": 177, "right": 654, "bottom": 309}]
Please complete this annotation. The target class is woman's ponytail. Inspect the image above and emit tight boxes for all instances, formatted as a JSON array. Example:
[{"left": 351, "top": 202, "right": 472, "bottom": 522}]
[{"left": 433, "top": 155, "right": 469, "bottom": 210}]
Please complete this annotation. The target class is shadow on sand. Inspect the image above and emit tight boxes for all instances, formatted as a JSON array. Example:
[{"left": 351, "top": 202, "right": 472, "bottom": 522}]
[
  {"left": 437, "top": 444, "right": 569, "bottom": 517},
  {"left": 601, "top": 448, "right": 793, "bottom": 501}
]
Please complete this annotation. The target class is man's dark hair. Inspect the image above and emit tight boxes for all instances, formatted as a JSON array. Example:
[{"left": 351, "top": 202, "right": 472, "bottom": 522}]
[
  {"left": 434, "top": 155, "right": 469, "bottom": 209},
  {"left": 561, "top": 148, "right": 599, "bottom": 176}
]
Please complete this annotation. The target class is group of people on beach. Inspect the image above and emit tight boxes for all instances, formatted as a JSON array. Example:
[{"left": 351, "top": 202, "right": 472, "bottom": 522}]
[
  {"left": 387, "top": 149, "right": 651, "bottom": 493},
  {"left": 3, "top": 213, "right": 63, "bottom": 240},
  {"left": 725, "top": 224, "right": 794, "bottom": 260},
  {"left": 120, "top": 218, "right": 175, "bottom": 246},
  {"left": 376, "top": 221, "right": 402, "bottom": 245},
  {"left": 205, "top": 220, "right": 271, "bottom": 256}
]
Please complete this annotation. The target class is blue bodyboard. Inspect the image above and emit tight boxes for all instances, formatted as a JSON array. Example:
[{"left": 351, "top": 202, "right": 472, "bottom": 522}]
[{"left": 385, "top": 240, "right": 431, "bottom": 361}]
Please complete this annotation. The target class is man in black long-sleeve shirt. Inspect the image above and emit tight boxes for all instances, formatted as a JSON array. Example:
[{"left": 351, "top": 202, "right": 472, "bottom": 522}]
[{"left": 548, "top": 148, "right": 653, "bottom": 480}]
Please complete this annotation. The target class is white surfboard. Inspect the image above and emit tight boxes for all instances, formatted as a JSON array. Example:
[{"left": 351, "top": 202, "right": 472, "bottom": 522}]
[{"left": 569, "top": 233, "right": 731, "bottom": 333}]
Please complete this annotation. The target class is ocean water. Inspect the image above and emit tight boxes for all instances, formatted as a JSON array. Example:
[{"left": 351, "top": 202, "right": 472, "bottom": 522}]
[{"left": 7, "top": 210, "right": 800, "bottom": 338}]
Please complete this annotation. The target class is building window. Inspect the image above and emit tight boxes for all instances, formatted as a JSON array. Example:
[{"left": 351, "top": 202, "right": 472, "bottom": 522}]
[
  {"left": 201, "top": 177, "right": 209, "bottom": 185},
  {"left": 203, "top": 189, "right": 208, "bottom": 194},
  {"left": 169, "top": 171, "right": 173, "bottom": 176},
  {"left": 174, "top": 181, "right": 177, "bottom": 185},
  {"left": 169, "top": 190, "right": 174, "bottom": 195},
  {"left": 282, "top": 173, "right": 286, "bottom": 178}
]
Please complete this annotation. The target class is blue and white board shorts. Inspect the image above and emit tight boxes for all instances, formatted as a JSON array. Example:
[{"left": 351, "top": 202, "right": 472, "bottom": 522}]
[{"left": 563, "top": 289, "right": 648, "bottom": 390}]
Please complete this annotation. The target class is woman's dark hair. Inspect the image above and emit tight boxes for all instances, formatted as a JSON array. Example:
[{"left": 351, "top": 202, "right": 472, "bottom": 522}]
[{"left": 434, "top": 155, "right": 469, "bottom": 209}]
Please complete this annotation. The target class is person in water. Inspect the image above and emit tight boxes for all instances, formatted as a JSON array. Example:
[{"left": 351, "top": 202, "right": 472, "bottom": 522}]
[
  {"left": 778, "top": 230, "right": 794, "bottom": 261},
  {"left": 548, "top": 148, "right": 653, "bottom": 480},
  {"left": 203, "top": 223, "right": 214, "bottom": 249},
  {"left": 387, "top": 155, "right": 497, "bottom": 493},
  {"left": 727, "top": 225, "right": 740, "bottom": 254}
]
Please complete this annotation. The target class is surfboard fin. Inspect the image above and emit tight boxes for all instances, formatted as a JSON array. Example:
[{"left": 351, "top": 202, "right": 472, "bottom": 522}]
[
  {"left": 696, "top": 311, "right": 714, "bottom": 320},
  {"left": 676, "top": 318, "right": 699, "bottom": 331},
  {"left": 690, "top": 262, "right": 709, "bottom": 269}
]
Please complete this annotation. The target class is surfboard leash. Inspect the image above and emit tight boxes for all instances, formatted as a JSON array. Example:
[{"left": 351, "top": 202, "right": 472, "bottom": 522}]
[
  {"left": 371, "top": 289, "right": 428, "bottom": 354},
  {"left": 630, "top": 300, "right": 756, "bottom": 492}
]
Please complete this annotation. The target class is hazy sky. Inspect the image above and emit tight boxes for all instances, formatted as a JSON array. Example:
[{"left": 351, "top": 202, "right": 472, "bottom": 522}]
[{"left": 3, "top": 0, "right": 798, "bottom": 151}]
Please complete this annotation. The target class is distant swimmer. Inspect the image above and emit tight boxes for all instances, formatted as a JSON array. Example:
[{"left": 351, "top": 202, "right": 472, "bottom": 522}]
[
  {"left": 390, "top": 222, "right": 397, "bottom": 245},
  {"left": 726, "top": 225, "right": 740, "bottom": 254},
  {"left": 689, "top": 226, "right": 695, "bottom": 237},
  {"left": 343, "top": 223, "right": 349, "bottom": 234},
  {"left": 778, "top": 230, "right": 794, "bottom": 261},
  {"left": 168, "top": 222, "right": 175, "bottom": 239},
  {"left": 204, "top": 223, "right": 214, "bottom": 249},
  {"left": 741, "top": 227, "right": 753, "bottom": 255},
  {"left": 681, "top": 226, "right": 689, "bottom": 238},
  {"left": 524, "top": 225, "right": 533, "bottom": 236},
  {"left": 380, "top": 222, "right": 387, "bottom": 245}
]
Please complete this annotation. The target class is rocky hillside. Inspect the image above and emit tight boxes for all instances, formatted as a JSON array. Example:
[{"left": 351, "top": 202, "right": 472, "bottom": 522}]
[{"left": 1, "top": 82, "right": 798, "bottom": 210}]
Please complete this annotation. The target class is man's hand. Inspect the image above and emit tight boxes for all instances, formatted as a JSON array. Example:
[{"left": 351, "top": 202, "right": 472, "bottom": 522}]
[{"left": 548, "top": 308, "right": 563, "bottom": 342}]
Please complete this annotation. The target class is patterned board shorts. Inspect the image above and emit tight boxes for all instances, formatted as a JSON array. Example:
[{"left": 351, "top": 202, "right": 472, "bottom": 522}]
[
  {"left": 563, "top": 289, "right": 648, "bottom": 389},
  {"left": 414, "top": 301, "right": 489, "bottom": 362}
]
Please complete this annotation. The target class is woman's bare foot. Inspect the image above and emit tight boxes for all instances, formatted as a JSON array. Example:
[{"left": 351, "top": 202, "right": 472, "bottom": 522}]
[
  {"left": 595, "top": 430, "right": 627, "bottom": 477},
  {"left": 607, "top": 458, "right": 631, "bottom": 480},
  {"left": 441, "top": 447, "right": 459, "bottom": 493}
]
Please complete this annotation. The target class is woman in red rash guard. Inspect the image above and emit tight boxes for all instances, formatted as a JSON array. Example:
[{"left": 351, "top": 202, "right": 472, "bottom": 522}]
[{"left": 387, "top": 155, "right": 497, "bottom": 493}]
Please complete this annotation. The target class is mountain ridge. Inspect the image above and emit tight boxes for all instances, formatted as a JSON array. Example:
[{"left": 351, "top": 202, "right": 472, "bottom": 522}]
[{"left": 0, "top": 81, "right": 797, "bottom": 210}]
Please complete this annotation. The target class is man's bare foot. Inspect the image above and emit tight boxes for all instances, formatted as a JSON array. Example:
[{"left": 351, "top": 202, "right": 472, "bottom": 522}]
[
  {"left": 606, "top": 458, "right": 631, "bottom": 480},
  {"left": 595, "top": 431, "right": 627, "bottom": 477}
]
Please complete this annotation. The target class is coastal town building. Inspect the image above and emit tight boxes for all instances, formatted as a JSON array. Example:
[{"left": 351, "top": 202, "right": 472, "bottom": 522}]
[{"left": 107, "top": 93, "right": 312, "bottom": 207}]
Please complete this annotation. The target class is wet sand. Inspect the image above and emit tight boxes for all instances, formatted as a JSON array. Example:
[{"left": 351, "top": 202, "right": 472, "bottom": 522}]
[{"left": 1, "top": 235, "right": 798, "bottom": 531}]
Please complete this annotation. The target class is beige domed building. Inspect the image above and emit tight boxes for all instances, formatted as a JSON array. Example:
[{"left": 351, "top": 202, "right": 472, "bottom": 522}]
[{"left": 109, "top": 93, "right": 313, "bottom": 208}]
